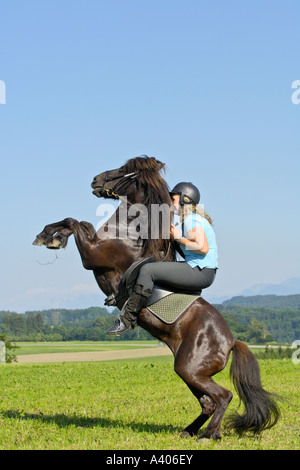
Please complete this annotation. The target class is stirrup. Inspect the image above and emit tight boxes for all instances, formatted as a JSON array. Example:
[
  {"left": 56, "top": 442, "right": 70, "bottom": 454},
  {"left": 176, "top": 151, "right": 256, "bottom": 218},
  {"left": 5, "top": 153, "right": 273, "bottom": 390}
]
[{"left": 107, "top": 318, "right": 130, "bottom": 336}]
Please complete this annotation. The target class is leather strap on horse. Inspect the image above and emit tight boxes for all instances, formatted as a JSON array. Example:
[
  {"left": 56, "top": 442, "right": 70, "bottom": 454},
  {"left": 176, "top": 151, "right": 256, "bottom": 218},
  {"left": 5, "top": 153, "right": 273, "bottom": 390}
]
[{"left": 100, "top": 171, "right": 138, "bottom": 199}]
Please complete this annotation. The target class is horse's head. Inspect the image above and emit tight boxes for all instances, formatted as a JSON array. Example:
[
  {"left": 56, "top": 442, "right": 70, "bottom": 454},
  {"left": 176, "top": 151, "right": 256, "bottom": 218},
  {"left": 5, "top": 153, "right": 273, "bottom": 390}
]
[
  {"left": 91, "top": 156, "right": 171, "bottom": 204},
  {"left": 91, "top": 166, "right": 138, "bottom": 200},
  {"left": 91, "top": 156, "right": 175, "bottom": 260}
]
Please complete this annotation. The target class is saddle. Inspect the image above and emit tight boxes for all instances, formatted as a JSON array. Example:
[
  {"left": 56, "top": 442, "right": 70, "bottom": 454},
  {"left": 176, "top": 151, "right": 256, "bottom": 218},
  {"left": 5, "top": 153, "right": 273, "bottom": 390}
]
[{"left": 104, "top": 255, "right": 202, "bottom": 312}]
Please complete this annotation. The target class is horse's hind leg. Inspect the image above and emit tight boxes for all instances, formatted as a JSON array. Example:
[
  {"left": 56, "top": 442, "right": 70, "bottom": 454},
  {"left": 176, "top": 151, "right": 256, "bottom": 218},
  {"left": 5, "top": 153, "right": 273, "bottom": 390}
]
[
  {"left": 196, "top": 377, "right": 233, "bottom": 440},
  {"left": 175, "top": 346, "right": 233, "bottom": 440},
  {"left": 178, "top": 374, "right": 232, "bottom": 440},
  {"left": 180, "top": 392, "right": 216, "bottom": 438}
]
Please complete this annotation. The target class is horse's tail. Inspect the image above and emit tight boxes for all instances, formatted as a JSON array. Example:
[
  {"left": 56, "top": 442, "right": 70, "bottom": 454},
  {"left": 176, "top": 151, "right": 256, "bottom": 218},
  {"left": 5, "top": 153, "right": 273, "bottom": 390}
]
[{"left": 226, "top": 340, "right": 280, "bottom": 435}]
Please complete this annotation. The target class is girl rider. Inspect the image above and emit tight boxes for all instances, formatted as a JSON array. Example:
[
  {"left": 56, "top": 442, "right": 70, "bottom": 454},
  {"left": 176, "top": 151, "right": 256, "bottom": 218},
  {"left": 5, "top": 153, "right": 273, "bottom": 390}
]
[{"left": 107, "top": 182, "right": 218, "bottom": 335}]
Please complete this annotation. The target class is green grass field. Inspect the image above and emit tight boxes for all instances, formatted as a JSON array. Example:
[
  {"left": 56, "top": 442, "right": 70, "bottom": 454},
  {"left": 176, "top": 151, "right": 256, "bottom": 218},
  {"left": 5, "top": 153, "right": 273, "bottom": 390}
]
[{"left": 0, "top": 343, "right": 298, "bottom": 450}]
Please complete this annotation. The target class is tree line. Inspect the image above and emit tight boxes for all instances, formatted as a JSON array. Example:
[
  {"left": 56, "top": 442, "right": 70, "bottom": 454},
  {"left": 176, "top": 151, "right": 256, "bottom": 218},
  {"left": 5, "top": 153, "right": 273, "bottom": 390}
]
[
  {"left": 0, "top": 308, "right": 153, "bottom": 342},
  {"left": 217, "top": 306, "right": 299, "bottom": 344},
  {"left": 0, "top": 301, "right": 298, "bottom": 344}
]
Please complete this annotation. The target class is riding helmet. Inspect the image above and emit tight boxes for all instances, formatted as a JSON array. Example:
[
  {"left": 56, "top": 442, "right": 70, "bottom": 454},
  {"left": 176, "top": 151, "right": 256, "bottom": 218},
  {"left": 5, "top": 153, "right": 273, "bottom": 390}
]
[{"left": 169, "top": 182, "right": 200, "bottom": 205}]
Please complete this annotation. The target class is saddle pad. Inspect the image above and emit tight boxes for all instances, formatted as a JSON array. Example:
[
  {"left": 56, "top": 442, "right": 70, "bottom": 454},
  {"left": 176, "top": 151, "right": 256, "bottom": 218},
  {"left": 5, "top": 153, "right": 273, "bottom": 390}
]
[{"left": 147, "top": 293, "right": 200, "bottom": 324}]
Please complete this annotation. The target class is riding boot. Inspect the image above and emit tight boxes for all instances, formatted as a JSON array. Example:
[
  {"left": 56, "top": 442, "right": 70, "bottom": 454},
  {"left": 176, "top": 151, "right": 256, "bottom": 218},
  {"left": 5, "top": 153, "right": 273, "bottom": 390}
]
[{"left": 107, "top": 284, "right": 152, "bottom": 335}]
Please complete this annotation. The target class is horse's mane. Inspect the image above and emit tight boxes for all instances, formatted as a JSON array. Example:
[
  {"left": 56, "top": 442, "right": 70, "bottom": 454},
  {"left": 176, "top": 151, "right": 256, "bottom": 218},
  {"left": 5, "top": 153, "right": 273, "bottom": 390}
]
[{"left": 124, "top": 156, "right": 175, "bottom": 260}]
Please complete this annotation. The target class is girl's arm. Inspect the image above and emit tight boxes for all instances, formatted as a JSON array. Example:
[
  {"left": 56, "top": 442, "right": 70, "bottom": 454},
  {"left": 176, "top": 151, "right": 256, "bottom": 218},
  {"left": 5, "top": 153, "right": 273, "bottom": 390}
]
[{"left": 171, "top": 224, "right": 209, "bottom": 255}]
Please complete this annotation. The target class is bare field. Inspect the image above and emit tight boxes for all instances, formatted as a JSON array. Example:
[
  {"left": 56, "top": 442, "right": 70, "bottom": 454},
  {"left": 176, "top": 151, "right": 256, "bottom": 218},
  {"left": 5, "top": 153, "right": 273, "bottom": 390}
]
[{"left": 17, "top": 346, "right": 172, "bottom": 364}]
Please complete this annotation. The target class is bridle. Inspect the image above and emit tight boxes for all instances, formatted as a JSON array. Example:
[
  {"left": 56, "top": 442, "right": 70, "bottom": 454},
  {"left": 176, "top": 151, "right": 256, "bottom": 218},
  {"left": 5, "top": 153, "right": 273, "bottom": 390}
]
[{"left": 99, "top": 169, "right": 138, "bottom": 199}]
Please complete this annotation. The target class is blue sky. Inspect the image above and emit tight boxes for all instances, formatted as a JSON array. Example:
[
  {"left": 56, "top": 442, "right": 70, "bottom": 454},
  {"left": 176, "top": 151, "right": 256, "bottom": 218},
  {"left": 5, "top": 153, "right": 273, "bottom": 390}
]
[{"left": 0, "top": 1, "right": 299, "bottom": 312}]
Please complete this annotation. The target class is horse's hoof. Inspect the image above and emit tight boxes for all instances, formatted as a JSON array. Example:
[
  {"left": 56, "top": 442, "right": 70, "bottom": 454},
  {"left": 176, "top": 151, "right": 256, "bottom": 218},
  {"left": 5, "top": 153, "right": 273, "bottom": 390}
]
[
  {"left": 32, "top": 236, "right": 45, "bottom": 246},
  {"left": 45, "top": 236, "right": 63, "bottom": 249},
  {"left": 198, "top": 431, "right": 221, "bottom": 441},
  {"left": 179, "top": 431, "right": 192, "bottom": 438},
  {"left": 46, "top": 239, "right": 62, "bottom": 249}
]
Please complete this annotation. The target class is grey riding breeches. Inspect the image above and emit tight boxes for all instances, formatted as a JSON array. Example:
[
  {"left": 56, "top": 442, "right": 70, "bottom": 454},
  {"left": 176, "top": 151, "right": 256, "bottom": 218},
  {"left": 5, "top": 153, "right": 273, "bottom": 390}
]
[{"left": 135, "top": 261, "right": 217, "bottom": 293}]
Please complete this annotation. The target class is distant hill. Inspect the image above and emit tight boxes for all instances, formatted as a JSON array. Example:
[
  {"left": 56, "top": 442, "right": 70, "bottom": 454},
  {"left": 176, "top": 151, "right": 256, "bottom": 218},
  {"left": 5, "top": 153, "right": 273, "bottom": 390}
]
[
  {"left": 220, "top": 294, "right": 300, "bottom": 309},
  {"left": 206, "top": 277, "right": 300, "bottom": 305},
  {"left": 237, "top": 277, "right": 300, "bottom": 296},
  {"left": 212, "top": 294, "right": 300, "bottom": 343}
]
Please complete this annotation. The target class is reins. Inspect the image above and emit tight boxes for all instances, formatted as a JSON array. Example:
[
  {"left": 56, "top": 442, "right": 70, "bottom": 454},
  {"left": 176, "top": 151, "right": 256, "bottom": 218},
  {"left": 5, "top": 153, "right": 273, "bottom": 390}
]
[{"left": 100, "top": 170, "right": 138, "bottom": 198}]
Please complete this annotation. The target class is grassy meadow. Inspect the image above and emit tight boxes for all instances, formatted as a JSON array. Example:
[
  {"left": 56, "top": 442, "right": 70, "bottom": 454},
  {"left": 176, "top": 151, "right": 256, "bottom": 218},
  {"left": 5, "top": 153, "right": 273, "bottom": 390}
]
[{"left": 0, "top": 342, "right": 298, "bottom": 450}]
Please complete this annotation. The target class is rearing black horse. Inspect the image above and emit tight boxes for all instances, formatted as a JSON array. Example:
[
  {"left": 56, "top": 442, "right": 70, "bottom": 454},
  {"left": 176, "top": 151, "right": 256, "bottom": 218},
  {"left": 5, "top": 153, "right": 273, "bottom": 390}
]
[{"left": 33, "top": 156, "right": 280, "bottom": 439}]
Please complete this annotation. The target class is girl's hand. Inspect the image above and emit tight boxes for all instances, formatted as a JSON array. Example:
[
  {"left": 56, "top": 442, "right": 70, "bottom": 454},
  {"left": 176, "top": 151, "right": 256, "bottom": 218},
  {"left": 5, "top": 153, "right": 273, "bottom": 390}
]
[{"left": 170, "top": 224, "right": 182, "bottom": 241}]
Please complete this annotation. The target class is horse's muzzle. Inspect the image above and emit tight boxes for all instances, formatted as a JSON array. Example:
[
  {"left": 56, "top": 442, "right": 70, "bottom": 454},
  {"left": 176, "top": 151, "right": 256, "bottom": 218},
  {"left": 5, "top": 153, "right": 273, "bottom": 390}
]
[{"left": 91, "top": 187, "right": 102, "bottom": 198}]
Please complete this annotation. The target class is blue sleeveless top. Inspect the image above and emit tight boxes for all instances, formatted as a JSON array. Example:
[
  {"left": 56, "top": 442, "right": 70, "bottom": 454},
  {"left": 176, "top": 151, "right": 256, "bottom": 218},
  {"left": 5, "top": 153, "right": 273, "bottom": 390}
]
[{"left": 180, "top": 213, "right": 218, "bottom": 269}]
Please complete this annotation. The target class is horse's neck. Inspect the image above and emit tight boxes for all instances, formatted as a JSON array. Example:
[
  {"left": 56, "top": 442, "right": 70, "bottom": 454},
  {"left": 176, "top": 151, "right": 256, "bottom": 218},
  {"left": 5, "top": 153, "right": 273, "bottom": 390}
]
[
  {"left": 93, "top": 201, "right": 142, "bottom": 294},
  {"left": 94, "top": 196, "right": 174, "bottom": 296},
  {"left": 117, "top": 198, "right": 175, "bottom": 261}
]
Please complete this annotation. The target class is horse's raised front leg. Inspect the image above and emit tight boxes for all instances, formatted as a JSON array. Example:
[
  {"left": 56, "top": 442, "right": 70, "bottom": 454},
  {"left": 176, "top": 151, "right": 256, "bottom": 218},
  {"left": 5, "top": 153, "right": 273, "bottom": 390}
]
[
  {"left": 33, "top": 219, "right": 73, "bottom": 249},
  {"left": 52, "top": 221, "right": 96, "bottom": 250},
  {"left": 33, "top": 218, "right": 121, "bottom": 272},
  {"left": 33, "top": 227, "right": 73, "bottom": 249},
  {"left": 33, "top": 218, "right": 98, "bottom": 267},
  {"left": 33, "top": 218, "right": 96, "bottom": 247}
]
